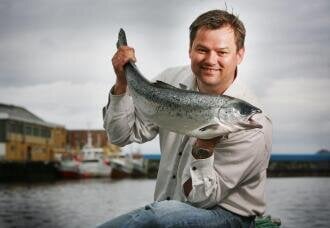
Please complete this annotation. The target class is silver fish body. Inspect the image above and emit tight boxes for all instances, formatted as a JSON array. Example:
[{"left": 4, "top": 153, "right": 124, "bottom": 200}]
[{"left": 117, "top": 29, "right": 262, "bottom": 139}]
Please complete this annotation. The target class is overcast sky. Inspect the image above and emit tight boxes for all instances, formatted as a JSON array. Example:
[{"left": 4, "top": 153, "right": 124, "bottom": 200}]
[{"left": 0, "top": 0, "right": 329, "bottom": 154}]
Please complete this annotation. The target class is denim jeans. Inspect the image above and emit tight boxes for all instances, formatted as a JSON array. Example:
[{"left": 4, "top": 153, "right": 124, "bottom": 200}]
[{"left": 97, "top": 200, "right": 255, "bottom": 228}]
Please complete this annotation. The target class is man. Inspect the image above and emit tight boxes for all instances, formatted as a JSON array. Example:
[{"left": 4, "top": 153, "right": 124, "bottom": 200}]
[{"left": 100, "top": 9, "right": 272, "bottom": 228}]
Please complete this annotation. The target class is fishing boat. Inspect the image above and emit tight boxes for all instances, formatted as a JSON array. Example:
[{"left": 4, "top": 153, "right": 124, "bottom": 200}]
[
  {"left": 77, "top": 132, "right": 111, "bottom": 178},
  {"left": 58, "top": 132, "right": 111, "bottom": 178},
  {"left": 57, "top": 154, "right": 80, "bottom": 178},
  {"left": 110, "top": 152, "right": 146, "bottom": 179}
]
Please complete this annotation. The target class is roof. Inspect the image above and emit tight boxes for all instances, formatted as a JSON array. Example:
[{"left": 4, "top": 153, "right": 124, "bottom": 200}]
[{"left": 0, "top": 103, "right": 59, "bottom": 127}]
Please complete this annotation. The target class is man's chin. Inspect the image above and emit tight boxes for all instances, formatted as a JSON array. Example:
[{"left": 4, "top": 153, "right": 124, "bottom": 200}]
[{"left": 199, "top": 74, "right": 220, "bottom": 83}]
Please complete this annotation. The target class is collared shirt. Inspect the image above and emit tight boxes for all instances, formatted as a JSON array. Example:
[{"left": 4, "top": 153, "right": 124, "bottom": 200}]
[{"left": 103, "top": 65, "right": 272, "bottom": 217}]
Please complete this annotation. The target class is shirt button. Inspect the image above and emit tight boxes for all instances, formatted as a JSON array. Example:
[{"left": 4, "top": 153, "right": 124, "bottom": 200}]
[
  {"left": 192, "top": 167, "right": 197, "bottom": 171},
  {"left": 178, "top": 152, "right": 182, "bottom": 156},
  {"left": 172, "top": 175, "right": 176, "bottom": 179},
  {"left": 166, "top": 197, "right": 171, "bottom": 200}
]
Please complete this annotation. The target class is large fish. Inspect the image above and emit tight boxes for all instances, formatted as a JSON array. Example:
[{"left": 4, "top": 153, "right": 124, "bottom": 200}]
[{"left": 117, "top": 29, "right": 262, "bottom": 139}]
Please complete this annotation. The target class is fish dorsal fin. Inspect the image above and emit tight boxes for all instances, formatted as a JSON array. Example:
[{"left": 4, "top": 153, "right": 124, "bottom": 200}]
[{"left": 153, "top": 80, "right": 177, "bottom": 89}]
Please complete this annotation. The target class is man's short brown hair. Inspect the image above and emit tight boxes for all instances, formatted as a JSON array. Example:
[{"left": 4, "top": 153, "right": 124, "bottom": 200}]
[{"left": 189, "top": 9, "right": 246, "bottom": 51}]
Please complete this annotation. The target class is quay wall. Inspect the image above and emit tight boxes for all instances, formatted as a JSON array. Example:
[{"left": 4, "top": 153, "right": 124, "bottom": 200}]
[
  {"left": 0, "top": 161, "right": 59, "bottom": 181},
  {"left": 143, "top": 154, "right": 330, "bottom": 178}
]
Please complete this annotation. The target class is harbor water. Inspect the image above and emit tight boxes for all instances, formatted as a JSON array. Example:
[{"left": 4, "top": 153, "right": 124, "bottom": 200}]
[{"left": 0, "top": 177, "right": 329, "bottom": 228}]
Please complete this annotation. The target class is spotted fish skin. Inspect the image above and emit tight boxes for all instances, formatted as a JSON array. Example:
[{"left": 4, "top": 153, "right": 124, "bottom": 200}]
[{"left": 117, "top": 29, "right": 262, "bottom": 139}]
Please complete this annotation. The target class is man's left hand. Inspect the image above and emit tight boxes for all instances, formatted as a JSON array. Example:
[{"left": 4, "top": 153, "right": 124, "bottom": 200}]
[{"left": 195, "top": 136, "right": 221, "bottom": 151}]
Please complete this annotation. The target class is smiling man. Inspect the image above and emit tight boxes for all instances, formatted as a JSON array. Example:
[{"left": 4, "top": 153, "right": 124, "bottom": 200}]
[
  {"left": 190, "top": 26, "right": 244, "bottom": 95},
  {"left": 101, "top": 9, "right": 272, "bottom": 228}
]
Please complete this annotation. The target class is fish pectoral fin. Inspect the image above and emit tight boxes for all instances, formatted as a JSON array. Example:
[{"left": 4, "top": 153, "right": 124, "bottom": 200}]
[
  {"left": 195, "top": 121, "right": 234, "bottom": 138},
  {"left": 199, "top": 124, "right": 220, "bottom": 132},
  {"left": 153, "top": 80, "right": 178, "bottom": 89},
  {"left": 179, "top": 83, "right": 188, "bottom": 90}
]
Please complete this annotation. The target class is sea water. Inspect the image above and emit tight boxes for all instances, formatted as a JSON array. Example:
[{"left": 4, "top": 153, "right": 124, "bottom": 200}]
[{"left": 0, "top": 177, "right": 329, "bottom": 228}]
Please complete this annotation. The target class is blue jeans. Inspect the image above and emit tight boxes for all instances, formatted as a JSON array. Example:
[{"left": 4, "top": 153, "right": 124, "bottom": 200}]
[{"left": 97, "top": 200, "right": 255, "bottom": 228}]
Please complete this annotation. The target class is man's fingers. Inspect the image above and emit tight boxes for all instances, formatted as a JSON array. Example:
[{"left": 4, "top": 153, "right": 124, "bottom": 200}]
[
  {"left": 112, "top": 46, "right": 136, "bottom": 65},
  {"left": 195, "top": 136, "right": 221, "bottom": 150}
]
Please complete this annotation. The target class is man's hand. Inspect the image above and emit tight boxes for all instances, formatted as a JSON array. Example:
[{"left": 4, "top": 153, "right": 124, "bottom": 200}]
[
  {"left": 195, "top": 136, "right": 221, "bottom": 152},
  {"left": 184, "top": 136, "right": 221, "bottom": 197},
  {"left": 111, "top": 46, "right": 136, "bottom": 95}
]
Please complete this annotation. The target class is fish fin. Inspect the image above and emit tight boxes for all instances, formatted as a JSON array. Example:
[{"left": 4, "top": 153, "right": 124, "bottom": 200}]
[
  {"left": 199, "top": 124, "right": 220, "bottom": 132},
  {"left": 196, "top": 122, "right": 232, "bottom": 138},
  {"left": 179, "top": 83, "right": 188, "bottom": 90},
  {"left": 152, "top": 80, "right": 178, "bottom": 89},
  {"left": 116, "top": 28, "right": 128, "bottom": 49}
]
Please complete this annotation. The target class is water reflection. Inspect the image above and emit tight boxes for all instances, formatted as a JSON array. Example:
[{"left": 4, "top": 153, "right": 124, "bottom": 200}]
[{"left": 0, "top": 178, "right": 329, "bottom": 228}]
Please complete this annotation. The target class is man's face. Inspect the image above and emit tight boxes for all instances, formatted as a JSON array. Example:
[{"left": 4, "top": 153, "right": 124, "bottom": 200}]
[{"left": 189, "top": 26, "right": 244, "bottom": 94}]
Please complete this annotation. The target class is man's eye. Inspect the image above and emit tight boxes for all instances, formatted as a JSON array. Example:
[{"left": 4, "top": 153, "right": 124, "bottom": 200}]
[
  {"left": 197, "top": 48, "right": 207, "bottom": 53},
  {"left": 217, "top": 51, "right": 227, "bottom": 55}
]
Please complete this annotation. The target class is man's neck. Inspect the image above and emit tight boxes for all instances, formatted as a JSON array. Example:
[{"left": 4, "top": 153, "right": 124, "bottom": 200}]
[{"left": 197, "top": 78, "right": 234, "bottom": 95}]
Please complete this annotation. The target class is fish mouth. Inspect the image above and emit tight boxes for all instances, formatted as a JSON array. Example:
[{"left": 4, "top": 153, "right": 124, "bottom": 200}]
[
  {"left": 248, "top": 108, "right": 262, "bottom": 118},
  {"left": 247, "top": 117, "right": 263, "bottom": 128},
  {"left": 241, "top": 108, "right": 263, "bottom": 128}
]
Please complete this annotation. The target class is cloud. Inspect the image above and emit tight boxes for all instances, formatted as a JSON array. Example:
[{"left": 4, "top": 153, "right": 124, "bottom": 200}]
[
  {"left": 0, "top": 81, "right": 110, "bottom": 129},
  {"left": 262, "top": 77, "right": 330, "bottom": 152},
  {"left": 0, "top": 0, "right": 329, "bottom": 154}
]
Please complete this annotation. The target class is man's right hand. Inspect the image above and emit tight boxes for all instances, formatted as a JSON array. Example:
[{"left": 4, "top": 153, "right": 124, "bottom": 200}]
[{"left": 111, "top": 46, "right": 137, "bottom": 95}]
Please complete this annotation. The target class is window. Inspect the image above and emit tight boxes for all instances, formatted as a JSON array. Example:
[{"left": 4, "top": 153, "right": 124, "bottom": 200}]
[
  {"left": 41, "top": 128, "right": 51, "bottom": 138},
  {"left": 46, "top": 128, "right": 51, "bottom": 137},
  {"left": 33, "top": 127, "right": 39, "bottom": 136},
  {"left": 13, "top": 122, "right": 23, "bottom": 134},
  {"left": 10, "top": 122, "right": 16, "bottom": 133},
  {"left": 25, "top": 126, "right": 32, "bottom": 135}
]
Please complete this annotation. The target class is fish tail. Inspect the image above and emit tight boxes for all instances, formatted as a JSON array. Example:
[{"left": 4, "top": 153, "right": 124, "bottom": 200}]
[{"left": 116, "top": 28, "right": 128, "bottom": 49}]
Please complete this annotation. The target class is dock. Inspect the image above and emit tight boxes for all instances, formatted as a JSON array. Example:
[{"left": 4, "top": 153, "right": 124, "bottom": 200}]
[{"left": 143, "top": 153, "right": 330, "bottom": 177}]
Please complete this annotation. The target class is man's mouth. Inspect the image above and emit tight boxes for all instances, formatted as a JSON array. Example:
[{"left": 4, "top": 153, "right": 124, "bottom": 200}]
[{"left": 201, "top": 67, "right": 220, "bottom": 74}]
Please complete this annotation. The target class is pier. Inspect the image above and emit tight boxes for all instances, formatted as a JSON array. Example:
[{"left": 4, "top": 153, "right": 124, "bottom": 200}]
[{"left": 143, "top": 153, "right": 330, "bottom": 177}]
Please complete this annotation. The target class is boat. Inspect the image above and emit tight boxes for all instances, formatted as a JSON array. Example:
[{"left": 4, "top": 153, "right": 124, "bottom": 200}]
[
  {"left": 58, "top": 132, "right": 111, "bottom": 178},
  {"left": 110, "top": 152, "right": 146, "bottom": 179},
  {"left": 77, "top": 132, "right": 111, "bottom": 178},
  {"left": 57, "top": 154, "right": 80, "bottom": 178}
]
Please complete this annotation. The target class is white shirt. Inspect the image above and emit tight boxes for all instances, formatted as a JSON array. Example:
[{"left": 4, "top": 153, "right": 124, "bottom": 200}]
[{"left": 103, "top": 65, "right": 272, "bottom": 217}]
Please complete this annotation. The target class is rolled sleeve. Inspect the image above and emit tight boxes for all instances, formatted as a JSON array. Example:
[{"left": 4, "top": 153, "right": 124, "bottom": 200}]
[
  {"left": 187, "top": 155, "right": 219, "bottom": 208},
  {"left": 185, "top": 126, "right": 270, "bottom": 209},
  {"left": 102, "top": 87, "right": 159, "bottom": 147}
]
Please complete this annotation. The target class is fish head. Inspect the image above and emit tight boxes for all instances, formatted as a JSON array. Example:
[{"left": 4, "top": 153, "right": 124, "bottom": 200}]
[{"left": 218, "top": 99, "right": 263, "bottom": 130}]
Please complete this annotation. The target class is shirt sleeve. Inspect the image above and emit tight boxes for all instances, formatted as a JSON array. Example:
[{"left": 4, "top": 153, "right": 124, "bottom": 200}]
[
  {"left": 102, "top": 86, "right": 159, "bottom": 147},
  {"left": 185, "top": 115, "right": 271, "bottom": 208}
]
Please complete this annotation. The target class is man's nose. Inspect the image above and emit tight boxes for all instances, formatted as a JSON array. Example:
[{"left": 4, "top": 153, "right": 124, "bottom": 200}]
[{"left": 204, "top": 51, "right": 217, "bottom": 65}]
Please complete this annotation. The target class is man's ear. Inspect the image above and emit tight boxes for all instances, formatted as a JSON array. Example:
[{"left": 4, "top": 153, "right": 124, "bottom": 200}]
[
  {"left": 188, "top": 46, "right": 192, "bottom": 59},
  {"left": 237, "top": 47, "right": 245, "bottom": 65}
]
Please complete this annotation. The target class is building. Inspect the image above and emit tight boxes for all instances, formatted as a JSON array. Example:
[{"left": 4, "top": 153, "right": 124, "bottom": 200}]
[
  {"left": 0, "top": 103, "right": 66, "bottom": 161},
  {"left": 66, "top": 129, "right": 120, "bottom": 156}
]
